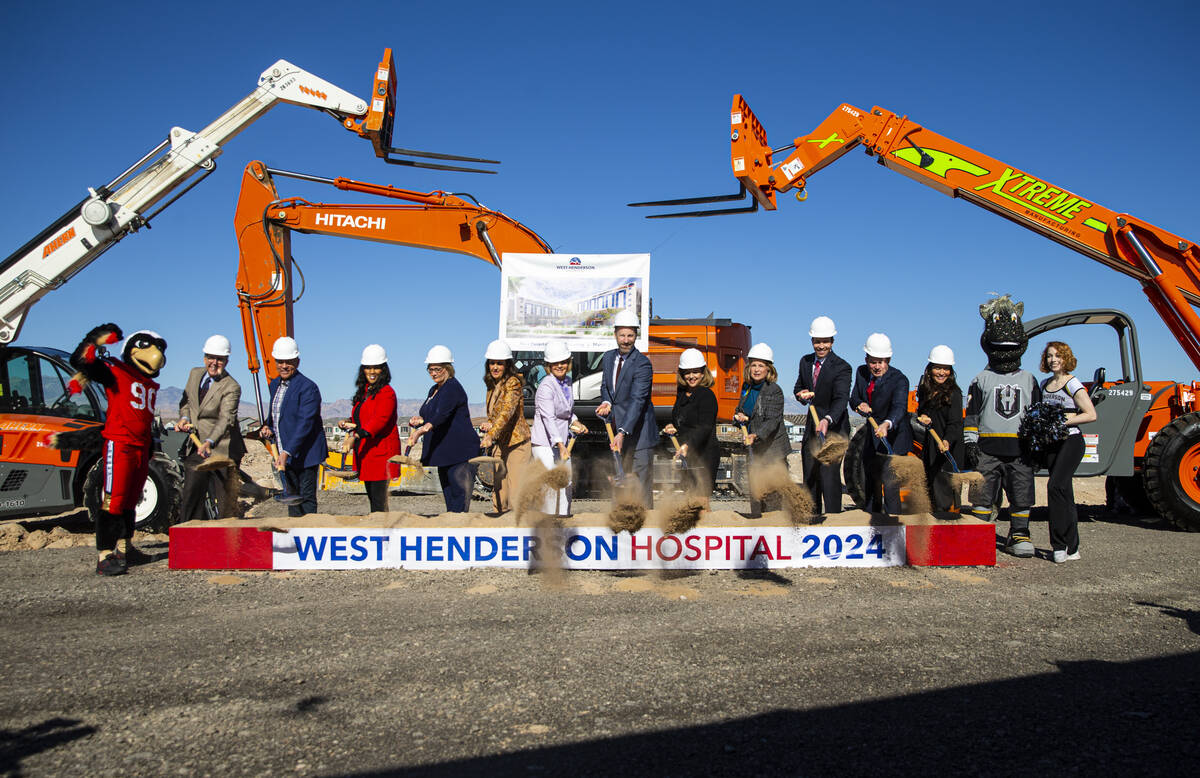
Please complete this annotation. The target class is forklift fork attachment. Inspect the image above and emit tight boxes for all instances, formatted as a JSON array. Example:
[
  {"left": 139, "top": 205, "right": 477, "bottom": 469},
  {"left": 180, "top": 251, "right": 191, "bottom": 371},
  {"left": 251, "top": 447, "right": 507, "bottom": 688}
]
[
  {"left": 627, "top": 183, "right": 759, "bottom": 218},
  {"left": 380, "top": 145, "right": 500, "bottom": 175}
]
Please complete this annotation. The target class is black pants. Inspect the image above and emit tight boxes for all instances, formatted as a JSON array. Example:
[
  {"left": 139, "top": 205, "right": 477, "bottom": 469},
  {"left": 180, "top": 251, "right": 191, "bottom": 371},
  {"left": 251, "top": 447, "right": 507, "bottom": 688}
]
[
  {"left": 365, "top": 480, "right": 389, "bottom": 513},
  {"left": 281, "top": 465, "right": 319, "bottom": 517},
  {"left": 863, "top": 448, "right": 901, "bottom": 514},
  {"left": 95, "top": 510, "right": 134, "bottom": 551},
  {"left": 1045, "top": 434, "right": 1084, "bottom": 553},
  {"left": 180, "top": 454, "right": 239, "bottom": 520},
  {"left": 802, "top": 446, "right": 843, "bottom": 514}
]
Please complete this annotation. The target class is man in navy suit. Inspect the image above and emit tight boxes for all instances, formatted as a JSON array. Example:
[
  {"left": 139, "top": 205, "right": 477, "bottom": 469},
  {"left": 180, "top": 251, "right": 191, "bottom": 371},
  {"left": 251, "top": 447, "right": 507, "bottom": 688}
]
[
  {"left": 793, "top": 316, "right": 852, "bottom": 514},
  {"left": 261, "top": 336, "right": 328, "bottom": 516},
  {"left": 849, "top": 333, "right": 911, "bottom": 514},
  {"left": 597, "top": 310, "right": 657, "bottom": 505}
]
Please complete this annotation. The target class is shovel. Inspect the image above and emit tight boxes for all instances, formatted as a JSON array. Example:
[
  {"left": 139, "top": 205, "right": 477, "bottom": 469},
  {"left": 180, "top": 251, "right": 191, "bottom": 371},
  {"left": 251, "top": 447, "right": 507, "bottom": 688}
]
[
  {"left": 265, "top": 441, "right": 305, "bottom": 506},
  {"left": 669, "top": 434, "right": 688, "bottom": 471},
  {"left": 325, "top": 444, "right": 359, "bottom": 480},
  {"left": 604, "top": 422, "right": 626, "bottom": 486},
  {"left": 928, "top": 427, "right": 984, "bottom": 500},
  {"left": 188, "top": 431, "right": 235, "bottom": 473},
  {"left": 867, "top": 417, "right": 927, "bottom": 511},
  {"left": 808, "top": 406, "right": 850, "bottom": 466},
  {"left": 389, "top": 444, "right": 424, "bottom": 470}
]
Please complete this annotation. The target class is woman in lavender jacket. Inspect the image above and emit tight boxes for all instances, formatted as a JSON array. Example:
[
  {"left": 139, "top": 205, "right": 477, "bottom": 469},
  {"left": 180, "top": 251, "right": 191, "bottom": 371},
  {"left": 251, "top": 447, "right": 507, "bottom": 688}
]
[{"left": 531, "top": 340, "right": 587, "bottom": 515}]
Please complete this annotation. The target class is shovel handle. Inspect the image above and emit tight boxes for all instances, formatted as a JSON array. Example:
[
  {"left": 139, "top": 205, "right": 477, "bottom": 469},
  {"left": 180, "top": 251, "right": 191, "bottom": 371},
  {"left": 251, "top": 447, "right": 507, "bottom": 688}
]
[
  {"left": 739, "top": 424, "right": 751, "bottom": 446},
  {"left": 670, "top": 435, "right": 682, "bottom": 454},
  {"left": 867, "top": 417, "right": 895, "bottom": 456},
  {"left": 564, "top": 436, "right": 577, "bottom": 460},
  {"left": 604, "top": 422, "right": 617, "bottom": 445},
  {"left": 809, "top": 405, "right": 826, "bottom": 442},
  {"left": 927, "top": 428, "right": 962, "bottom": 473}
]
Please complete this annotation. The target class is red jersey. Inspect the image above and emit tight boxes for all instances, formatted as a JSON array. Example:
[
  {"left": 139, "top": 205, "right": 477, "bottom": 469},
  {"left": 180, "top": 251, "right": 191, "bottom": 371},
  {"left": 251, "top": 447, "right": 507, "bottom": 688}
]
[{"left": 101, "top": 360, "right": 159, "bottom": 447}]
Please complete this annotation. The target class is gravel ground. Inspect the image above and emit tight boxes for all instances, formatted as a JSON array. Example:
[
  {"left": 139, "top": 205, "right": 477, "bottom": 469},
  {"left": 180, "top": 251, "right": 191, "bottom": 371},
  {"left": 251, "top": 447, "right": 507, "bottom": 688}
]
[{"left": 1, "top": 479, "right": 1197, "bottom": 776}]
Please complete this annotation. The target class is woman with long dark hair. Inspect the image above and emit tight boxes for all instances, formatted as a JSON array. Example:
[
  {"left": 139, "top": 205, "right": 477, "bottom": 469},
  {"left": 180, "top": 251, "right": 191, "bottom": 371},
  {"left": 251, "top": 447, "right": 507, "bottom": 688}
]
[
  {"left": 338, "top": 344, "right": 400, "bottom": 512},
  {"left": 479, "top": 339, "right": 531, "bottom": 514},
  {"left": 915, "top": 345, "right": 964, "bottom": 512}
]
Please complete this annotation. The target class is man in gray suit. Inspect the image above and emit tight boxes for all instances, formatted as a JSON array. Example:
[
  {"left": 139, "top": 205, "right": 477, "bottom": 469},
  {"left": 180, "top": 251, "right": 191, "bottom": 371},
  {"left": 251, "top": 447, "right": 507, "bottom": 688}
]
[
  {"left": 597, "top": 309, "right": 657, "bottom": 506},
  {"left": 178, "top": 334, "right": 245, "bottom": 519}
]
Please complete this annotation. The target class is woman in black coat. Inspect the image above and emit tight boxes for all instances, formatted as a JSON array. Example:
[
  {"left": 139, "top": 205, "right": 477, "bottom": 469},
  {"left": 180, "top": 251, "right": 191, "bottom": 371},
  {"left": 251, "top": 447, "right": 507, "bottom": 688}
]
[
  {"left": 915, "top": 345, "right": 965, "bottom": 512},
  {"left": 662, "top": 348, "right": 719, "bottom": 499}
]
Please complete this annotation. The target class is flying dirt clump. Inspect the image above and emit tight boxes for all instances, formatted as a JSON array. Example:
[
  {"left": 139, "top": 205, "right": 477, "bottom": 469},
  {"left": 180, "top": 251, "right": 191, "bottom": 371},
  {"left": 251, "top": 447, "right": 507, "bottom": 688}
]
[
  {"left": 513, "top": 460, "right": 570, "bottom": 524},
  {"left": 750, "top": 463, "right": 816, "bottom": 525},
  {"left": 659, "top": 495, "right": 707, "bottom": 535},
  {"left": 608, "top": 480, "right": 647, "bottom": 534},
  {"left": 812, "top": 433, "right": 850, "bottom": 466},
  {"left": 884, "top": 455, "right": 931, "bottom": 513}
]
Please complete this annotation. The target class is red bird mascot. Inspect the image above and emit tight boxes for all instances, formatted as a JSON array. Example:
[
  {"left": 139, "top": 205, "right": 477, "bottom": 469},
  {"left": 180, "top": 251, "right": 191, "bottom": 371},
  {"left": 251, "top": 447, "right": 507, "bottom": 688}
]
[{"left": 62, "top": 323, "right": 167, "bottom": 575}]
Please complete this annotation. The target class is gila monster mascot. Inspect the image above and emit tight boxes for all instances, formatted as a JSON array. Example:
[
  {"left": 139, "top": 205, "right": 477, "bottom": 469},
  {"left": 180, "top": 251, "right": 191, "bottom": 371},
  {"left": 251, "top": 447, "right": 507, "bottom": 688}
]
[
  {"left": 56, "top": 324, "right": 167, "bottom": 575},
  {"left": 964, "top": 295, "right": 1041, "bottom": 558}
]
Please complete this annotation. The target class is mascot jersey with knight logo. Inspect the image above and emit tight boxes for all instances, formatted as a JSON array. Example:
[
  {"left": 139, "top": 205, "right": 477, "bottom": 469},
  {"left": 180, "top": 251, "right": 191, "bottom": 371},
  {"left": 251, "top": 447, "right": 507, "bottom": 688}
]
[{"left": 964, "top": 370, "right": 1041, "bottom": 456}]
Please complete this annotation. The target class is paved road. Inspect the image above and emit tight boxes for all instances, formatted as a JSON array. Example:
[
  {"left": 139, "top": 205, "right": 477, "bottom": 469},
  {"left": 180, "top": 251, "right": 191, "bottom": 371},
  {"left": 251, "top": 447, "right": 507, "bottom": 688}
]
[{"left": 1, "top": 498, "right": 1198, "bottom": 776}]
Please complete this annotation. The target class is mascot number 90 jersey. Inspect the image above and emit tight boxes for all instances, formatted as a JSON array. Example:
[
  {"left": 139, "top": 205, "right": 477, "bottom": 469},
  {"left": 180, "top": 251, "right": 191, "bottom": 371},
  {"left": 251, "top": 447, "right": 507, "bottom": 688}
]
[{"left": 103, "top": 360, "right": 159, "bottom": 445}]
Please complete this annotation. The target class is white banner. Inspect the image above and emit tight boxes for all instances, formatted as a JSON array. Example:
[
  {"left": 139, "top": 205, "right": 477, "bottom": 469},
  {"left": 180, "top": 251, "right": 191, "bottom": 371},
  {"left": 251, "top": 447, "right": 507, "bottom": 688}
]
[
  {"left": 270, "top": 526, "right": 906, "bottom": 570},
  {"left": 499, "top": 253, "right": 650, "bottom": 352}
]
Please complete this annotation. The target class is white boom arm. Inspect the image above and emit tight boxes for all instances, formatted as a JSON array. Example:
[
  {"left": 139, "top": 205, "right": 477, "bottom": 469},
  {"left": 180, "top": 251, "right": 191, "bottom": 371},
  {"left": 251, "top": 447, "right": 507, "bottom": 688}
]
[{"left": 0, "top": 60, "right": 368, "bottom": 343}]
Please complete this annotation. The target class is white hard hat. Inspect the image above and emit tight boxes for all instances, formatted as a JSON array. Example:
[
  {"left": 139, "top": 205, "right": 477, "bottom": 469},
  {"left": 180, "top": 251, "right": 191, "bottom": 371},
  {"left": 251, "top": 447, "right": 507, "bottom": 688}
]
[
  {"left": 202, "top": 334, "right": 231, "bottom": 357},
  {"left": 424, "top": 345, "right": 453, "bottom": 364},
  {"left": 809, "top": 316, "right": 837, "bottom": 338},
  {"left": 678, "top": 348, "right": 706, "bottom": 370},
  {"left": 928, "top": 344, "right": 955, "bottom": 366},
  {"left": 271, "top": 336, "right": 300, "bottom": 360},
  {"left": 361, "top": 344, "right": 387, "bottom": 366},
  {"left": 746, "top": 342, "right": 774, "bottom": 362},
  {"left": 613, "top": 310, "right": 640, "bottom": 329},
  {"left": 484, "top": 339, "right": 513, "bottom": 361},
  {"left": 543, "top": 340, "right": 571, "bottom": 363},
  {"left": 863, "top": 333, "right": 893, "bottom": 359}
]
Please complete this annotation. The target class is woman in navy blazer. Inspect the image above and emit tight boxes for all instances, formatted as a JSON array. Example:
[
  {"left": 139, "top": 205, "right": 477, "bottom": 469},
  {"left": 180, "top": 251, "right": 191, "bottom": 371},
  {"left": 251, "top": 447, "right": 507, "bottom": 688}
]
[
  {"left": 850, "top": 333, "right": 912, "bottom": 513},
  {"left": 408, "top": 345, "right": 479, "bottom": 513}
]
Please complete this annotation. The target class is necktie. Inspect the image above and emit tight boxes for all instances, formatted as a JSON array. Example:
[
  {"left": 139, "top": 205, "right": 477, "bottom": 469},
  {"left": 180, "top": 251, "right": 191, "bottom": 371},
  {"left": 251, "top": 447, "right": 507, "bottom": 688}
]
[
  {"left": 199, "top": 376, "right": 211, "bottom": 402},
  {"left": 812, "top": 359, "right": 822, "bottom": 387},
  {"left": 867, "top": 378, "right": 875, "bottom": 403},
  {"left": 614, "top": 355, "right": 624, "bottom": 386}
]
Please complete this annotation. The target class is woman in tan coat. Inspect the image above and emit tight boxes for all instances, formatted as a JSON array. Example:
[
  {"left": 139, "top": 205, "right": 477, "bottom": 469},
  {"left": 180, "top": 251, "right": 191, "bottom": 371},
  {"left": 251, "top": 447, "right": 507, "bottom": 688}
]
[{"left": 479, "top": 340, "right": 531, "bottom": 513}]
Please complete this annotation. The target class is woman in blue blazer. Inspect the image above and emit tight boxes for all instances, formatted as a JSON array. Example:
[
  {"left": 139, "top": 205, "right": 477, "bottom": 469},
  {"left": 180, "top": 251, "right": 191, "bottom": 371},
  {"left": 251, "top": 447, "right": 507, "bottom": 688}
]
[{"left": 408, "top": 345, "right": 479, "bottom": 513}]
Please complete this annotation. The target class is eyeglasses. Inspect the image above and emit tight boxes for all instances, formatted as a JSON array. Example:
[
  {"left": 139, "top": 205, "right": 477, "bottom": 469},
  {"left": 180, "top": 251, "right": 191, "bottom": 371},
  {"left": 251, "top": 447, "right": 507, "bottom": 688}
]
[
  {"left": 682, "top": 369, "right": 705, "bottom": 375},
  {"left": 427, "top": 365, "right": 446, "bottom": 374}
]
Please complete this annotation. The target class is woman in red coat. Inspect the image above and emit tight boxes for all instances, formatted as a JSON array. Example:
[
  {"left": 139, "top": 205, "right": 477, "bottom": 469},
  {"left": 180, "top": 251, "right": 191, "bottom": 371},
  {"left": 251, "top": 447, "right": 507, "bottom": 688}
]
[{"left": 339, "top": 344, "right": 401, "bottom": 512}]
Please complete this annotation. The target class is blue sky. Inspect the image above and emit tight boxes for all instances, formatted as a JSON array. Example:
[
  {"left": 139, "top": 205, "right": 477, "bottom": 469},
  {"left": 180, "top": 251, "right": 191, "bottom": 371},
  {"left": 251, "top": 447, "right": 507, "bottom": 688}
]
[{"left": 2, "top": 0, "right": 1196, "bottom": 412}]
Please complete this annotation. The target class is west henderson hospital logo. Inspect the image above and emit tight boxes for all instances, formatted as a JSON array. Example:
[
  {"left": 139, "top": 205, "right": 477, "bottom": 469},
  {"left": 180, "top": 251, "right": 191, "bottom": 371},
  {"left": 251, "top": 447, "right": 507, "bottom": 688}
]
[{"left": 556, "top": 256, "right": 596, "bottom": 269}]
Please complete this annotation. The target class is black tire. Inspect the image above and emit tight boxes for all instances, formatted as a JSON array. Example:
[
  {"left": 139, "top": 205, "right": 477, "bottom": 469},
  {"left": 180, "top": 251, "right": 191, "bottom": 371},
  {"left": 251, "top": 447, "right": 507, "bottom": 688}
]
[
  {"left": 843, "top": 425, "right": 869, "bottom": 509},
  {"left": 1143, "top": 411, "right": 1200, "bottom": 532},
  {"left": 84, "top": 452, "right": 184, "bottom": 533}
]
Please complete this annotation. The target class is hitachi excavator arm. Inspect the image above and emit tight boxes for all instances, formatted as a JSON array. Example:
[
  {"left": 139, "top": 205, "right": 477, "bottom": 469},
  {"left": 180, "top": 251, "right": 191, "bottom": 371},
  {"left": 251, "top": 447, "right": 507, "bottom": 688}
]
[
  {"left": 234, "top": 160, "right": 550, "bottom": 395},
  {"left": 634, "top": 96, "right": 1200, "bottom": 370}
]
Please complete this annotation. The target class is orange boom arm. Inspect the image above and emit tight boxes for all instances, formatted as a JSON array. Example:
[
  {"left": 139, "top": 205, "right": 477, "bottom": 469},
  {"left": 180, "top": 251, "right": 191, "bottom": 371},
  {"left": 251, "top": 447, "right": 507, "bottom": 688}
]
[
  {"left": 234, "top": 160, "right": 550, "bottom": 385},
  {"left": 639, "top": 96, "right": 1200, "bottom": 369}
]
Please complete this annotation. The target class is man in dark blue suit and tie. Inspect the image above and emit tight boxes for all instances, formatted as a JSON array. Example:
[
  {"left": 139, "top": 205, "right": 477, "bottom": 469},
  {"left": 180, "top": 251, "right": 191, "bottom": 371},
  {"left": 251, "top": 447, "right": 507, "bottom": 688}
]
[
  {"left": 793, "top": 316, "right": 852, "bottom": 514},
  {"left": 597, "top": 310, "right": 657, "bottom": 505},
  {"left": 260, "top": 336, "right": 328, "bottom": 517},
  {"left": 849, "top": 332, "right": 911, "bottom": 514}
]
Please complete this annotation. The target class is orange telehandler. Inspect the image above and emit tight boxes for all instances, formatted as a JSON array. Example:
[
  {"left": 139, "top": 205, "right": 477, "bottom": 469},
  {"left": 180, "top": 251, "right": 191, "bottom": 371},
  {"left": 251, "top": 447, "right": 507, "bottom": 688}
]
[
  {"left": 233, "top": 162, "right": 751, "bottom": 496},
  {"left": 633, "top": 96, "right": 1200, "bottom": 530}
]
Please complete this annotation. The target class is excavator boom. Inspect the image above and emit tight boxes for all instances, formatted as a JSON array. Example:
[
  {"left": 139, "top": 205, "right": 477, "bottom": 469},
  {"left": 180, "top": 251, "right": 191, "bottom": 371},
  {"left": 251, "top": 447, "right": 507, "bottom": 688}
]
[
  {"left": 235, "top": 161, "right": 550, "bottom": 385},
  {"left": 636, "top": 96, "right": 1200, "bottom": 369}
]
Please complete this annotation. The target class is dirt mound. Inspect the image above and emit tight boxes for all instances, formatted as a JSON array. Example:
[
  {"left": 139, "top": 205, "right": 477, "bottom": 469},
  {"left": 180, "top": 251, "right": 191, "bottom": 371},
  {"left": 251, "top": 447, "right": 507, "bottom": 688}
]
[{"left": 750, "top": 462, "right": 816, "bottom": 525}]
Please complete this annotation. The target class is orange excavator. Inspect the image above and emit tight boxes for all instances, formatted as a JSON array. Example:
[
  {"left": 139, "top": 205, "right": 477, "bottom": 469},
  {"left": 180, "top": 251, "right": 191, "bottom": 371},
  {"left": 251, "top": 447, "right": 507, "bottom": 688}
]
[
  {"left": 233, "top": 162, "right": 751, "bottom": 494},
  {"left": 632, "top": 96, "right": 1200, "bottom": 530}
]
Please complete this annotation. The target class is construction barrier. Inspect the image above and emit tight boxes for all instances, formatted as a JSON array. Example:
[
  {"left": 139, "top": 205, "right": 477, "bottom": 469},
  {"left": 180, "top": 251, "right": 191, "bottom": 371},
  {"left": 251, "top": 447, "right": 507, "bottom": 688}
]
[{"left": 169, "top": 511, "right": 996, "bottom": 570}]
